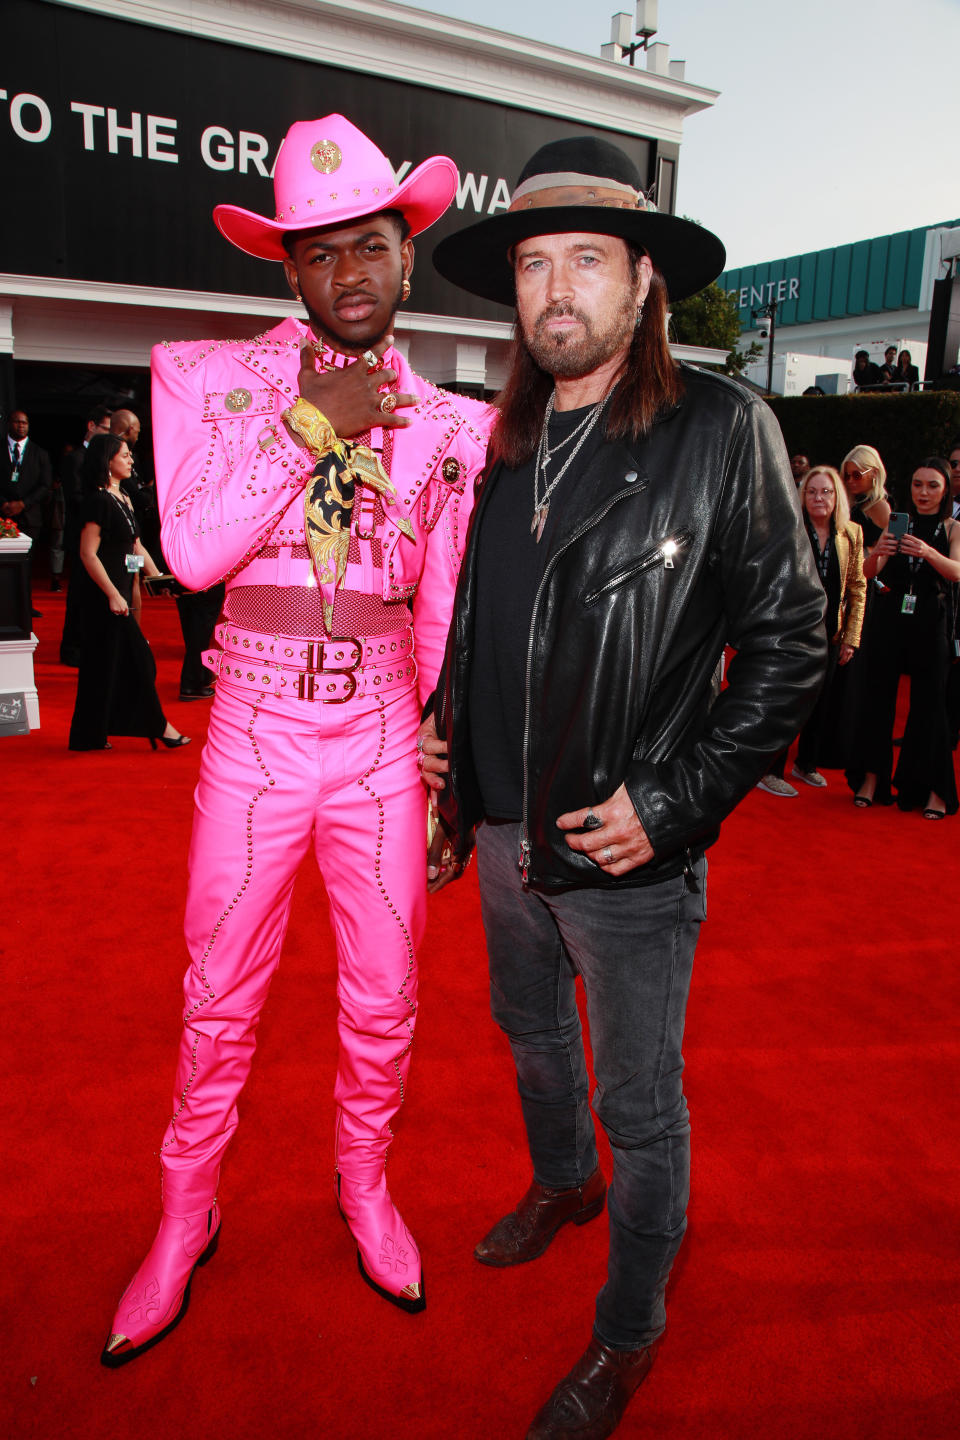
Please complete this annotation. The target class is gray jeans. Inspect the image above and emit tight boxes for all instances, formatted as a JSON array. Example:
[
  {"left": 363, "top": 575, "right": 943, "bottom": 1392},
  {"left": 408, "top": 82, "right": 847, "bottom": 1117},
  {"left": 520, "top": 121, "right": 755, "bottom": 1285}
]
[{"left": 476, "top": 820, "right": 706, "bottom": 1350}]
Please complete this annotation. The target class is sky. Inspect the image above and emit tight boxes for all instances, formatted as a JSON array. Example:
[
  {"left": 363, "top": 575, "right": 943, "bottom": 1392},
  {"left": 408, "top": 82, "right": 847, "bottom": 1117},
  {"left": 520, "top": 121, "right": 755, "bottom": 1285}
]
[{"left": 427, "top": 0, "right": 959, "bottom": 271}]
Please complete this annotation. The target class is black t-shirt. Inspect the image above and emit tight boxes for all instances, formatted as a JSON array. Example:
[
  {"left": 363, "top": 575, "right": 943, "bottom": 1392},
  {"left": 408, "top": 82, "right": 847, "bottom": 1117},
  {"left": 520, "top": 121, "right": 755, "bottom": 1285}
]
[{"left": 469, "top": 403, "right": 604, "bottom": 820}]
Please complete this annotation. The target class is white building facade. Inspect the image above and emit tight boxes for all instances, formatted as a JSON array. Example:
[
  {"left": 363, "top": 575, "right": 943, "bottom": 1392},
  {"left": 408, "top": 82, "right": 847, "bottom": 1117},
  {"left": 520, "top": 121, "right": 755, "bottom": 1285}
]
[{"left": 1, "top": 0, "right": 721, "bottom": 444}]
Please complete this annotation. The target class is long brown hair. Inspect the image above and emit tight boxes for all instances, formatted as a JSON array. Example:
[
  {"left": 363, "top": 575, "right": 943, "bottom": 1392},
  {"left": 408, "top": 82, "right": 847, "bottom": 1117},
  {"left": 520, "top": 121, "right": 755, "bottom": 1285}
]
[{"left": 489, "top": 253, "right": 684, "bottom": 468}]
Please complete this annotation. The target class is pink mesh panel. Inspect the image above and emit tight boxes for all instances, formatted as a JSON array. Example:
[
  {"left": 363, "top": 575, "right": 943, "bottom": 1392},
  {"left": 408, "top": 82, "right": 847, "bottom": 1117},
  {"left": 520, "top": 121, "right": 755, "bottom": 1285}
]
[{"left": 224, "top": 587, "right": 410, "bottom": 637}]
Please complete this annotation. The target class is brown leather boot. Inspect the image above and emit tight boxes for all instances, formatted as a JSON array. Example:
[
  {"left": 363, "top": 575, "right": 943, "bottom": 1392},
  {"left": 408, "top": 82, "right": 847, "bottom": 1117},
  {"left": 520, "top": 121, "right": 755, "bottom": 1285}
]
[
  {"left": 526, "top": 1335, "right": 659, "bottom": 1439},
  {"left": 474, "top": 1167, "right": 606, "bottom": 1266}
]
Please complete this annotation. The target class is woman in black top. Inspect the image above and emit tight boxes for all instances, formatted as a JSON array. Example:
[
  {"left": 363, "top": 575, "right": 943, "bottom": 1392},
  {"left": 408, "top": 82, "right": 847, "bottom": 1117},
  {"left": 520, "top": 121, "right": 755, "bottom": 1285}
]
[
  {"left": 815, "top": 445, "right": 891, "bottom": 768},
  {"left": 841, "top": 444, "right": 891, "bottom": 547},
  {"left": 847, "top": 458, "right": 960, "bottom": 816},
  {"left": 68, "top": 434, "right": 189, "bottom": 752},
  {"left": 895, "top": 349, "right": 920, "bottom": 389}
]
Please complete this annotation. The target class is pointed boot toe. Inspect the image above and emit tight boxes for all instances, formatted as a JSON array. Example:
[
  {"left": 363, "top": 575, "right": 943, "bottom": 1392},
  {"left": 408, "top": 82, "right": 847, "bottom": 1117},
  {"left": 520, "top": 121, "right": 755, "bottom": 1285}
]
[
  {"left": 337, "top": 1173, "right": 425, "bottom": 1314},
  {"left": 100, "top": 1204, "right": 220, "bottom": 1368}
]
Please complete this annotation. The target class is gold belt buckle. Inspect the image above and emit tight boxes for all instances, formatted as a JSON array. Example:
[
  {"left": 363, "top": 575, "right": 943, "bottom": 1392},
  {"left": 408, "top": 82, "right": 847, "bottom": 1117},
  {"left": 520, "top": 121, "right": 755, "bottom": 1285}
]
[
  {"left": 296, "top": 635, "right": 364, "bottom": 701},
  {"left": 302, "top": 637, "right": 363, "bottom": 673},
  {"left": 322, "top": 671, "right": 357, "bottom": 704},
  {"left": 325, "top": 636, "right": 364, "bottom": 671},
  {"left": 296, "top": 670, "right": 359, "bottom": 702}
]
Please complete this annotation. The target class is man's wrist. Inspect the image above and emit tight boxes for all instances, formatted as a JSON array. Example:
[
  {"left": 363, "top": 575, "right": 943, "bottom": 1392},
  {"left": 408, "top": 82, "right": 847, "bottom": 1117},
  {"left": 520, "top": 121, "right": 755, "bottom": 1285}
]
[{"left": 282, "top": 397, "right": 342, "bottom": 459}]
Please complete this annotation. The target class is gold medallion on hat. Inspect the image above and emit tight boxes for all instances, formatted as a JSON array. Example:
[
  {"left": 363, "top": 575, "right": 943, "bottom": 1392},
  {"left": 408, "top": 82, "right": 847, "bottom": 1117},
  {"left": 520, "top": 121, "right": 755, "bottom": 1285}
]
[
  {"left": 225, "top": 388, "right": 253, "bottom": 413},
  {"left": 311, "top": 140, "right": 343, "bottom": 174}
]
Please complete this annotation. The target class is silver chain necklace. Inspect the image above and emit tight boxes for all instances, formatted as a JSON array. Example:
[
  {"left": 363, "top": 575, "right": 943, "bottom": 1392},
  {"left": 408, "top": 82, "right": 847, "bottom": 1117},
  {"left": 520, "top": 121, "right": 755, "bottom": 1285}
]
[{"left": 532, "top": 392, "right": 608, "bottom": 543}]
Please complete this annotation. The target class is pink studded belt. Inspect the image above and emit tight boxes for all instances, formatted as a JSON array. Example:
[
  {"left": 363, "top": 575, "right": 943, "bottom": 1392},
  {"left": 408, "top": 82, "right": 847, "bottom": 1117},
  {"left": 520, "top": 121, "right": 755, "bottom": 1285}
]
[{"left": 204, "top": 623, "right": 416, "bottom": 703}]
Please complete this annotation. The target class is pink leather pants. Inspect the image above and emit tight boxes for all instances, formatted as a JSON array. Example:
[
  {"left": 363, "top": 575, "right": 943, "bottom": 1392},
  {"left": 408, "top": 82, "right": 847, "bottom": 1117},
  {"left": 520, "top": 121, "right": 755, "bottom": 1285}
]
[{"left": 158, "top": 678, "right": 425, "bottom": 1216}]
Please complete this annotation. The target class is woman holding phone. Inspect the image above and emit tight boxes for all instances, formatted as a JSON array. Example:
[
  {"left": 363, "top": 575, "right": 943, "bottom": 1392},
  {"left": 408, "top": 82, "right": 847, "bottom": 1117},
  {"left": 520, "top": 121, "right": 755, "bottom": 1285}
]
[
  {"left": 841, "top": 445, "right": 891, "bottom": 550},
  {"left": 846, "top": 457, "right": 960, "bottom": 816}
]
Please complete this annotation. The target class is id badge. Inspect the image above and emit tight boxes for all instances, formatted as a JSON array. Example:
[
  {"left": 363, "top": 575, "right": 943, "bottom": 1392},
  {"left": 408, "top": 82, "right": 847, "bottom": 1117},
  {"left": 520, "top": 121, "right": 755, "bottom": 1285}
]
[
  {"left": 901, "top": 593, "right": 916, "bottom": 615},
  {"left": 125, "top": 553, "right": 144, "bottom": 573}
]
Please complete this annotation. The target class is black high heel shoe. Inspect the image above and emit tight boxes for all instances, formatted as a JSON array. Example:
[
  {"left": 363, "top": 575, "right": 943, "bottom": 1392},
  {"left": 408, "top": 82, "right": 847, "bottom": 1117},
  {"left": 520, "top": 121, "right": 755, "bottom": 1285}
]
[{"left": 150, "top": 734, "right": 191, "bottom": 749}]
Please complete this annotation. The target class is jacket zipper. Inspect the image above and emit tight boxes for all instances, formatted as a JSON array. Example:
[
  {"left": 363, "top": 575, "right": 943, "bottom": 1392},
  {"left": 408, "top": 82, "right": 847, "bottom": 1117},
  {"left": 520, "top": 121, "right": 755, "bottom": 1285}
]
[
  {"left": 583, "top": 530, "right": 692, "bottom": 604},
  {"left": 518, "top": 484, "right": 650, "bottom": 881}
]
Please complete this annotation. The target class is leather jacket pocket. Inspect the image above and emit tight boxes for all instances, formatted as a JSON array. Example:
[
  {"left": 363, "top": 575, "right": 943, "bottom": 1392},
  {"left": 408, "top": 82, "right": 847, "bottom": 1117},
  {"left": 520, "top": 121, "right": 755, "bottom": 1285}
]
[{"left": 582, "top": 530, "right": 693, "bottom": 605}]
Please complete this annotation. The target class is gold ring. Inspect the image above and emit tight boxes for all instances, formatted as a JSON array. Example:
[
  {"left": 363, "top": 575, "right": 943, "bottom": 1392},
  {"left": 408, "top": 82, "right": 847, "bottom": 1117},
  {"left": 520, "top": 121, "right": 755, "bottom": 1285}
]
[
  {"left": 362, "top": 349, "right": 383, "bottom": 372},
  {"left": 379, "top": 393, "right": 397, "bottom": 414}
]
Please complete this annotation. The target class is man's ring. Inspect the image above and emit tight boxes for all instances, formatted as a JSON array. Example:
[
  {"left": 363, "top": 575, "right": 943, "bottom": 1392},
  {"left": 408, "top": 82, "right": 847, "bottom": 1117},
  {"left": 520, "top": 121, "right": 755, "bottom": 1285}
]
[
  {"left": 583, "top": 808, "right": 603, "bottom": 831},
  {"left": 602, "top": 846, "right": 614, "bottom": 865},
  {"left": 379, "top": 393, "right": 398, "bottom": 414},
  {"left": 416, "top": 735, "right": 425, "bottom": 753},
  {"left": 362, "top": 349, "right": 383, "bottom": 371}
]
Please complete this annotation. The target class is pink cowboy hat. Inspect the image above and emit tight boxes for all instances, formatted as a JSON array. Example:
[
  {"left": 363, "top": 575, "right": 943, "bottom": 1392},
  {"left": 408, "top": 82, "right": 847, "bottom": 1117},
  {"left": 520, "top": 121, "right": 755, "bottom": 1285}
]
[{"left": 214, "top": 114, "right": 459, "bottom": 261}]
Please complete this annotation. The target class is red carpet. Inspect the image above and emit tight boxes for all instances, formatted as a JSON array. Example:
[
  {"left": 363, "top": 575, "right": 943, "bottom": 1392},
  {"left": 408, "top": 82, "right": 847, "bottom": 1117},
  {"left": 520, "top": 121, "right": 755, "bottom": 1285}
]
[{"left": 4, "top": 588, "right": 959, "bottom": 1438}]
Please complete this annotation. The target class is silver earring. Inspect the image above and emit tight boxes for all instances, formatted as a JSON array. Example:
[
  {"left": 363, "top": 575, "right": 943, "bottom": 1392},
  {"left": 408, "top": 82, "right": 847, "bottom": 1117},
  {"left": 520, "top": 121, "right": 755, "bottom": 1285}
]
[{"left": 635, "top": 301, "right": 645, "bottom": 328}]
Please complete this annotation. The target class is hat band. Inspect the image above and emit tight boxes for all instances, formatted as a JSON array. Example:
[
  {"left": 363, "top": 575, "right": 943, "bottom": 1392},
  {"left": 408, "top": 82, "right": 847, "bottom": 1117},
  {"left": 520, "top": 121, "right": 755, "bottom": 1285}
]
[
  {"left": 510, "top": 171, "right": 645, "bottom": 213},
  {"left": 275, "top": 180, "right": 399, "bottom": 223}
]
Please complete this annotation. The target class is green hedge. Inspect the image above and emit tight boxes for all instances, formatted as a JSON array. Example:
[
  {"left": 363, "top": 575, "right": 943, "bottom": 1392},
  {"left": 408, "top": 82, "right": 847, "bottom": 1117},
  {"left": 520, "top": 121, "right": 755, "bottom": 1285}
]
[{"left": 766, "top": 392, "right": 960, "bottom": 503}]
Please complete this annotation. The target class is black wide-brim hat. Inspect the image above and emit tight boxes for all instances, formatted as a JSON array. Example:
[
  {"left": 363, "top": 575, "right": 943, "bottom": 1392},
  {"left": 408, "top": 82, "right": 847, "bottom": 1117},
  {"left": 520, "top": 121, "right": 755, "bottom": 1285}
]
[{"left": 433, "top": 136, "right": 725, "bottom": 306}]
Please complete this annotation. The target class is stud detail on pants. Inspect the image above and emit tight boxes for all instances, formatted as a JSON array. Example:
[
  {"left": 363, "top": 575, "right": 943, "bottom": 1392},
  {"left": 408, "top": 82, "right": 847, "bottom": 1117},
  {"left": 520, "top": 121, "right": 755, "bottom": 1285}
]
[
  {"left": 164, "top": 701, "right": 276, "bottom": 1147},
  {"left": 355, "top": 697, "right": 416, "bottom": 1103}
]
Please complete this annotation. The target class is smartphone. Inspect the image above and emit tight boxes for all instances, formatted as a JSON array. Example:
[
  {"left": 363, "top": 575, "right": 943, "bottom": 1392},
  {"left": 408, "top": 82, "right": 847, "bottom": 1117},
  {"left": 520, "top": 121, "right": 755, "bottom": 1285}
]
[{"left": 887, "top": 512, "right": 910, "bottom": 541}]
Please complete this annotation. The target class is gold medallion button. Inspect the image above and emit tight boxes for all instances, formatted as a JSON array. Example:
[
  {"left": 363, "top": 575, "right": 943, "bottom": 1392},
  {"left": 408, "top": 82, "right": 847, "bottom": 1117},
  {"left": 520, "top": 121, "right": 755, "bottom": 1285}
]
[
  {"left": 441, "top": 458, "right": 463, "bottom": 483},
  {"left": 225, "top": 388, "right": 253, "bottom": 413},
  {"left": 311, "top": 140, "right": 343, "bottom": 174}
]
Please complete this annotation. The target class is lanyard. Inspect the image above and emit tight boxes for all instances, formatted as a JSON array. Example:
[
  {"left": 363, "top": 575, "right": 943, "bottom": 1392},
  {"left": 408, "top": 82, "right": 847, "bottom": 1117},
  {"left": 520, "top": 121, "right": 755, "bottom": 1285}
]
[{"left": 807, "top": 522, "right": 832, "bottom": 583}]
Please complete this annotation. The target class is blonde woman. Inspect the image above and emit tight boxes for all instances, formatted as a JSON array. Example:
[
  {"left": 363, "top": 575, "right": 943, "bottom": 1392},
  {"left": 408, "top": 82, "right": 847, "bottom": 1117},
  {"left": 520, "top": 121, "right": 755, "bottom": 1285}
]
[
  {"left": 847, "top": 458, "right": 960, "bottom": 816},
  {"left": 840, "top": 444, "right": 891, "bottom": 556},
  {"left": 807, "top": 444, "right": 892, "bottom": 768},
  {"left": 758, "top": 466, "right": 866, "bottom": 793}
]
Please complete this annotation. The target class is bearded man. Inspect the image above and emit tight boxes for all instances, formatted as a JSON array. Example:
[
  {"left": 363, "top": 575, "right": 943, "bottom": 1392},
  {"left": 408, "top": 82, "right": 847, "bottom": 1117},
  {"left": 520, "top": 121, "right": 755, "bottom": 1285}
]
[
  {"left": 422, "top": 137, "right": 826, "bottom": 1438},
  {"left": 101, "top": 115, "right": 492, "bottom": 1366}
]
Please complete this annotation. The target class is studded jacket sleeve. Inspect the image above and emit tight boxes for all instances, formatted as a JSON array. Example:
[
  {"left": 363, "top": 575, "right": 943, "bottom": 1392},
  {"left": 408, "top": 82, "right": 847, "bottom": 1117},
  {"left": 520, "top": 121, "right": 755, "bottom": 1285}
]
[
  {"left": 410, "top": 464, "right": 478, "bottom": 706},
  {"left": 152, "top": 336, "right": 315, "bottom": 592}
]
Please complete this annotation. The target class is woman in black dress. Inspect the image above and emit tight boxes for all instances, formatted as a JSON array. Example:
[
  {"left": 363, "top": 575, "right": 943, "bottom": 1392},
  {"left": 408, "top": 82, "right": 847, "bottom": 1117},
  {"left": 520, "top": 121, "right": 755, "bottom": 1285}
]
[
  {"left": 815, "top": 445, "right": 891, "bottom": 768},
  {"left": 68, "top": 434, "right": 189, "bottom": 752},
  {"left": 847, "top": 458, "right": 960, "bottom": 817}
]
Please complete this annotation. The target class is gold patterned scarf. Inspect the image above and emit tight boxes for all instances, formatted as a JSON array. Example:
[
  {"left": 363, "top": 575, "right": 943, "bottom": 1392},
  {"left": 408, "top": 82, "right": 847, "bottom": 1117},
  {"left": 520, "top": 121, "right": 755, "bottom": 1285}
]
[{"left": 304, "top": 440, "right": 414, "bottom": 633}]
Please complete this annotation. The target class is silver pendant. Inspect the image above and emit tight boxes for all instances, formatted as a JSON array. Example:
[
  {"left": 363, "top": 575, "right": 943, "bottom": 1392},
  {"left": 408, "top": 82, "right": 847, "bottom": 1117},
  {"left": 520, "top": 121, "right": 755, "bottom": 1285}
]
[{"left": 532, "top": 503, "right": 548, "bottom": 542}]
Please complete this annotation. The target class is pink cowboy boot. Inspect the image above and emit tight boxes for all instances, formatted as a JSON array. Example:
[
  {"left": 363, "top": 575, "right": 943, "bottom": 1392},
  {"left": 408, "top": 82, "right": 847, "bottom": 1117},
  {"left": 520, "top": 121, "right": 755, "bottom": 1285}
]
[
  {"left": 100, "top": 1203, "right": 221, "bottom": 1367},
  {"left": 336, "top": 1171, "right": 424, "bottom": 1314}
]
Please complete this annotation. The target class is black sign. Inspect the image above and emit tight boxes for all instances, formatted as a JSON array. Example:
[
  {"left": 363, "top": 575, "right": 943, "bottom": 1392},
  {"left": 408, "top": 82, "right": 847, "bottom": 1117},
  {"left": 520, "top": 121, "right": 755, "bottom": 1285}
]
[
  {"left": 0, "top": 691, "right": 31, "bottom": 736},
  {"left": 2, "top": 0, "right": 666, "bottom": 320}
]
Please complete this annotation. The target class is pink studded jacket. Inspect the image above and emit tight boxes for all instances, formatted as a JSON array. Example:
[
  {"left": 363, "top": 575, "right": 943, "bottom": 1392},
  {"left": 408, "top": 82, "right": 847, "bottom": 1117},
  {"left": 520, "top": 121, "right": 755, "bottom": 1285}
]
[{"left": 152, "top": 316, "right": 494, "bottom": 703}]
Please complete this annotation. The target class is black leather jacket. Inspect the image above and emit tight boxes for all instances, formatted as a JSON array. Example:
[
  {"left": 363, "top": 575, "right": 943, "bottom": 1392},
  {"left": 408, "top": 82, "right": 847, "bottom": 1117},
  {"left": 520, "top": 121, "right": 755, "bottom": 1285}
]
[{"left": 436, "top": 365, "right": 827, "bottom": 889}]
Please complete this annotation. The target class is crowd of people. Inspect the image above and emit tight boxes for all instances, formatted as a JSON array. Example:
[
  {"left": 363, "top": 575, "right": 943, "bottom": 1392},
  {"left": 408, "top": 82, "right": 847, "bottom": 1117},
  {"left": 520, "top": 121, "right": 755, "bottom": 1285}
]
[
  {"left": 762, "top": 442, "right": 960, "bottom": 815},
  {"left": 4, "top": 103, "right": 959, "bottom": 1440},
  {"left": 7, "top": 367, "right": 959, "bottom": 812},
  {"left": 852, "top": 345, "right": 921, "bottom": 391},
  {"left": 2, "top": 400, "right": 227, "bottom": 750}
]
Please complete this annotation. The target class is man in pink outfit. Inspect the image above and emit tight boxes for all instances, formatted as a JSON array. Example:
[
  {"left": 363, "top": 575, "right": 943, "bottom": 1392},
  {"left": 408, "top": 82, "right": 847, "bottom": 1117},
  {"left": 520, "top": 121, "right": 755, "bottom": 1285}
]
[{"left": 101, "top": 115, "right": 493, "bottom": 1366}]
